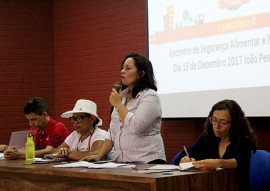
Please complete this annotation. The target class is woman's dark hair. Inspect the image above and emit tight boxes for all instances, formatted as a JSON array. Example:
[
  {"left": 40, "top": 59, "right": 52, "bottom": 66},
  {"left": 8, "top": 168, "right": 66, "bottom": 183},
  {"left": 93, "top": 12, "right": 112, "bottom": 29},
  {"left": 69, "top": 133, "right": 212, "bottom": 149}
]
[
  {"left": 121, "top": 53, "right": 157, "bottom": 98},
  {"left": 93, "top": 117, "right": 100, "bottom": 128},
  {"left": 203, "top": 99, "right": 256, "bottom": 150},
  {"left": 24, "top": 97, "right": 49, "bottom": 115}
]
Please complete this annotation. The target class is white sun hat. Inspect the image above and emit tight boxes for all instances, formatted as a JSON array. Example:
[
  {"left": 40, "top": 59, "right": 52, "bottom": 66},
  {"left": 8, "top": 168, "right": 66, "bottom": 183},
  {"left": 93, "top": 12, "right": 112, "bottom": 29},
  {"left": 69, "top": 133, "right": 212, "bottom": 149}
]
[{"left": 61, "top": 99, "right": 102, "bottom": 126}]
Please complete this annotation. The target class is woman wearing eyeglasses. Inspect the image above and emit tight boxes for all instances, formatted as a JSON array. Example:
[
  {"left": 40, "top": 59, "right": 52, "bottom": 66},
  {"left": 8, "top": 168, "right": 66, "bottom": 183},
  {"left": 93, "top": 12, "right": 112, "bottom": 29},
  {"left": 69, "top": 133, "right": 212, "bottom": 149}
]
[
  {"left": 173, "top": 99, "right": 257, "bottom": 191},
  {"left": 45, "top": 99, "right": 111, "bottom": 161}
]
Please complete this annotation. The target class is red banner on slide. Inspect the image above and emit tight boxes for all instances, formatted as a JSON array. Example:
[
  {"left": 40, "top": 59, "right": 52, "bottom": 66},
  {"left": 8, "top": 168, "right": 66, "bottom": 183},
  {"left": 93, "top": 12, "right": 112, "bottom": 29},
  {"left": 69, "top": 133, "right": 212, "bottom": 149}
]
[
  {"left": 151, "top": 12, "right": 270, "bottom": 45},
  {"left": 218, "top": 0, "right": 249, "bottom": 9}
]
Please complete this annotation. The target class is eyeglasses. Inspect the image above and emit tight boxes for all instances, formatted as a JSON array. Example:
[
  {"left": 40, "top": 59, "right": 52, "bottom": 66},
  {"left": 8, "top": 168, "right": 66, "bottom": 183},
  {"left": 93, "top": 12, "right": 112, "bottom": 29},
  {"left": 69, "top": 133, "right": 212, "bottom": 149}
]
[
  {"left": 209, "top": 116, "right": 231, "bottom": 127},
  {"left": 69, "top": 115, "right": 89, "bottom": 123}
]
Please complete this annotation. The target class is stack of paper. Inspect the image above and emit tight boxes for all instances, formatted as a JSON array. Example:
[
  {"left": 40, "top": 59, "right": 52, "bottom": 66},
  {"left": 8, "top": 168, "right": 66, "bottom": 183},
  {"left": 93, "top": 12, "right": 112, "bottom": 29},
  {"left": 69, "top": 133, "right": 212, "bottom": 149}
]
[
  {"left": 53, "top": 161, "right": 135, "bottom": 169},
  {"left": 145, "top": 163, "right": 195, "bottom": 171},
  {"left": 145, "top": 164, "right": 179, "bottom": 170},
  {"left": 135, "top": 164, "right": 179, "bottom": 174}
]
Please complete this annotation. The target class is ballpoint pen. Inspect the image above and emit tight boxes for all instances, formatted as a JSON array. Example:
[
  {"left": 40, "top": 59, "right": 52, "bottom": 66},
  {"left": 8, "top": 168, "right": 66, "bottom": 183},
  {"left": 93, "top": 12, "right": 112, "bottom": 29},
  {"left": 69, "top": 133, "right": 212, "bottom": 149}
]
[{"left": 183, "top": 146, "right": 190, "bottom": 158}]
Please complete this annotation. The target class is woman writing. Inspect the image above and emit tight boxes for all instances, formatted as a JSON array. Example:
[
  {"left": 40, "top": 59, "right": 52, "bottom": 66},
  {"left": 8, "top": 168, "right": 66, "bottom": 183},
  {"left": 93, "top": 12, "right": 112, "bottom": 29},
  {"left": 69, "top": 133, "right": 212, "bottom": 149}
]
[{"left": 174, "top": 99, "right": 257, "bottom": 191}]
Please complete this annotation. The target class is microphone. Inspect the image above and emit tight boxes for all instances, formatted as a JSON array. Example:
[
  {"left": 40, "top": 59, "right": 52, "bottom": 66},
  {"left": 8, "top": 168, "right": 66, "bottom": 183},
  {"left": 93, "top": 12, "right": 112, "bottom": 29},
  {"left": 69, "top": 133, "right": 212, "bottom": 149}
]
[{"left": 114, "top": 82, "right": 122, "bottom": 93}]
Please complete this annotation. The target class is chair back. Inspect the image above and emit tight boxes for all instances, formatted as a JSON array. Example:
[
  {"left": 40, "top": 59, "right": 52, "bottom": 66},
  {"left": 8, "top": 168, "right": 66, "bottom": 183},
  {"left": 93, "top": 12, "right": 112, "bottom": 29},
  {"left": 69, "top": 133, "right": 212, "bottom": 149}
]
[
  {"left": 250, "top": 150, "right": 270, "bottom": 191},
  {"left": 171, "top": 150, "right": 184, "bottom": 165}
]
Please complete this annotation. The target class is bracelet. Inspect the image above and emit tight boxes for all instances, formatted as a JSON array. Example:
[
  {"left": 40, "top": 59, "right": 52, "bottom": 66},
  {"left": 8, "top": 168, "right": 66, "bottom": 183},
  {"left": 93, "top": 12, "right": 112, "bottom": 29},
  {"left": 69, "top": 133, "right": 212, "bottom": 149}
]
[{"left": 116, "top": 104, "right": 124, "bottom": 112}]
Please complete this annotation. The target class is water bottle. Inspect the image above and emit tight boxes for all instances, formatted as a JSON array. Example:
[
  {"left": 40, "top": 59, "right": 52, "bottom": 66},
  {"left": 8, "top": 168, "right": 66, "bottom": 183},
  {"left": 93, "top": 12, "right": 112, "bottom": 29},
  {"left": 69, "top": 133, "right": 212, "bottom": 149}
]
[{"left": 25, "top": 134, "right": 35, "bottom": 164}]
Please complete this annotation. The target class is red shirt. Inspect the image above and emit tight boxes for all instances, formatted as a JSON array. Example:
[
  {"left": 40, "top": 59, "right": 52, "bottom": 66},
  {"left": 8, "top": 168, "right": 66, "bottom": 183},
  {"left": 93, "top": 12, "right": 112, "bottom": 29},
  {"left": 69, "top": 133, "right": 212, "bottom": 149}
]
[{"left": 31, "top": 117, "right": 69, "bottom": 150}]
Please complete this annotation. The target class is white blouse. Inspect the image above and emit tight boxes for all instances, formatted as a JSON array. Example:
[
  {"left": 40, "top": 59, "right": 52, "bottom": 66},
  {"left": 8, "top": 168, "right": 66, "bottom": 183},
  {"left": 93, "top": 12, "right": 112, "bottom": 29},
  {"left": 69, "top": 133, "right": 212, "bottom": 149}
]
[
  {"left": 108, "top": 88, "right": 166, "bottom": 163},
  {"left": 65, "top": 127, "right": 108, "bottom": 151}
]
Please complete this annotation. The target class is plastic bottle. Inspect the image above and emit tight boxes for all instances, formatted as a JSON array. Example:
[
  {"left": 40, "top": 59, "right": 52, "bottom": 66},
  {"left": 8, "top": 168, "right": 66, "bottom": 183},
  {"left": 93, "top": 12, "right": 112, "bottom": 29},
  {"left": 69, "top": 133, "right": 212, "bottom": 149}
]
[{"left": 25, "top": 134, "right": 35, "bottom": 164}]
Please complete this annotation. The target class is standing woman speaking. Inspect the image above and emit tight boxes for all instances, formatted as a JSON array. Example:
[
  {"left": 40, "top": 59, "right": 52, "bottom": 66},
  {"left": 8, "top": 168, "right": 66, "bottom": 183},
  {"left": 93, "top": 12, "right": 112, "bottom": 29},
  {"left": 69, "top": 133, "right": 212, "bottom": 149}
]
[{"left": 83, "top": 53, "right": 166, "bottom": 164}]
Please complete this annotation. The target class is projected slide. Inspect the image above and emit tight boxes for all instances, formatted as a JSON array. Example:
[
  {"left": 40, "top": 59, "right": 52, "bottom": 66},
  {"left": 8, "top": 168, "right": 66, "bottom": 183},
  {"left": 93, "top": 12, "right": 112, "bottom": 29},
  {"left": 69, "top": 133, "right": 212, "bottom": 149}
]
[{"left": 148, "top": 0, "right": 270, "bottom": 117}]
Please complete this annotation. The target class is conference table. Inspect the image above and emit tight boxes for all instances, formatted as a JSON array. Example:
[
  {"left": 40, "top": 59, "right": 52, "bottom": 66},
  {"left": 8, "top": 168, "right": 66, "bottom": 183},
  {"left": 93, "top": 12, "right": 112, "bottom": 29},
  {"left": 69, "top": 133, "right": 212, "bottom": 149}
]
[{"left": 0, "top": 159, "right": 239, "bottom": 191}]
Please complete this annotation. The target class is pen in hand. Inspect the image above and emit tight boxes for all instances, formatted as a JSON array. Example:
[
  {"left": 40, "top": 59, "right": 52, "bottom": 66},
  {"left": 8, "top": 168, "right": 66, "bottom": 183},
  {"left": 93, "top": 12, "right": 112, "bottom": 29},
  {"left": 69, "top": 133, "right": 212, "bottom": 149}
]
[{"left": 183, "top": 146, "right": 190, "bottom": 158}]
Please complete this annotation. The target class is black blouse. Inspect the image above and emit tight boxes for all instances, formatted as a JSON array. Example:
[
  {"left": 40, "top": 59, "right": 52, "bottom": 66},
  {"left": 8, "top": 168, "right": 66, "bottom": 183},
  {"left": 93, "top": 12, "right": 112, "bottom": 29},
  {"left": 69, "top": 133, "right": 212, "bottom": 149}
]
[{"left": 174, "top": 133, "right": 253, "bottom": 191}]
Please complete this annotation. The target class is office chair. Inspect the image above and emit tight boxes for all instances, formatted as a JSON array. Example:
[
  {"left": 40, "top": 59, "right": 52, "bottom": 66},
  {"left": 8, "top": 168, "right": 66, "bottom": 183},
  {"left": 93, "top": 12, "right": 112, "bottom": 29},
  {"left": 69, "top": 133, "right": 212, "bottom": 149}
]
[{"left": 250, "top": 150, "right": 270, "bottom": 191}]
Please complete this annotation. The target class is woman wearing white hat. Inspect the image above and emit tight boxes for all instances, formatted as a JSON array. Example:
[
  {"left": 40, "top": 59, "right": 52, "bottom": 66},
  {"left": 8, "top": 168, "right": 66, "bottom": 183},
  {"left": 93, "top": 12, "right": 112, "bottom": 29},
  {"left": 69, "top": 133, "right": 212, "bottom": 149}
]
[{"left": 46, "top": 99, "right": 110, "bottom": 161}]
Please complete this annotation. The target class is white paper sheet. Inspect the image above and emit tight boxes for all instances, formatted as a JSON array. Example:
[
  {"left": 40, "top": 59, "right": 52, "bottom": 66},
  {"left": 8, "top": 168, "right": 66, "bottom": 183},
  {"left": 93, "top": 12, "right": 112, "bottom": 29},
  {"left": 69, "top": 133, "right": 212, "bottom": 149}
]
[
  {"left": 0, "top": 153, "right": 4, "bottom": 160},
  {"left": 53, "top": 161, "right": 135, "bottom": 169},
  {"left": 179, "top": 162, "right": 195, "bottom": 170},
  {"left": 145, "top": 164, "right": 179, "bottom": 170}
]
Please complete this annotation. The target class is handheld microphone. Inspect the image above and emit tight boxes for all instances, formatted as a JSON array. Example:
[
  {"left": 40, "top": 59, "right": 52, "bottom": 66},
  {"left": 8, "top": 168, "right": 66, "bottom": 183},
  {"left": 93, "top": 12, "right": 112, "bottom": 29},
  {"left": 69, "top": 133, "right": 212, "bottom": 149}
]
[{"left": 114, "top": 82, "right": 122, "bottom": 93}]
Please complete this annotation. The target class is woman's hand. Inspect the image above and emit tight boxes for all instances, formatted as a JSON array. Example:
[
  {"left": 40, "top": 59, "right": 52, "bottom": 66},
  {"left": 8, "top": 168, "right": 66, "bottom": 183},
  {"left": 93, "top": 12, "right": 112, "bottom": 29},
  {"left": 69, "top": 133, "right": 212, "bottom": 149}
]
[
  {"left": 44, "top": 153, "right": 68, "bottom": 162},
  {"left": 180, "top": 156, "right": 195, "bottom": 163},
  {"left": 109, "top": 88, "right": 122, "bottom": 108},
  {"left": 80, "top": 154, "right": 101, "bottom": 162},
  {"left": 193, "top": 159, "right": 222, "bottom": 170}
]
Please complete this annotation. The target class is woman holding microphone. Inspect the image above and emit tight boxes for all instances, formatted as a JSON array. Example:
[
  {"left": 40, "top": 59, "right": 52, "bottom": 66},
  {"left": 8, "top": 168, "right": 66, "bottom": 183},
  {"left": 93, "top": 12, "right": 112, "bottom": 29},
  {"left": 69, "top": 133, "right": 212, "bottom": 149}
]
[{"left": 82, "top": 53, "right": 166, "bottom": 164}]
